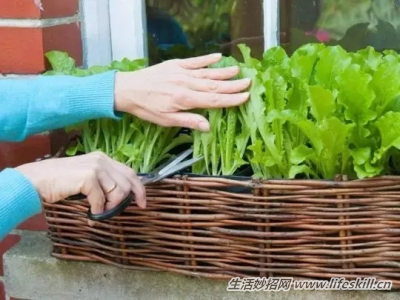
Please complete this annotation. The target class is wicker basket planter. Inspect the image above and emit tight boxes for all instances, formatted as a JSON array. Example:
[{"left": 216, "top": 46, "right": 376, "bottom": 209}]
[{"left": 43, "top": 174, "right": 400, "bottom": 287}]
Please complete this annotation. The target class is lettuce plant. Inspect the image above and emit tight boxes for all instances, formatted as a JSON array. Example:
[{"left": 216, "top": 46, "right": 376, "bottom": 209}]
[{"left": 193, "top": 44, "right": 400, "bottom": 179}]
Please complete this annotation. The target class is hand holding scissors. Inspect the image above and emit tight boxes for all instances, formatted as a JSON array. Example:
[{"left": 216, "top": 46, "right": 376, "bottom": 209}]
[{"left": 67, "top": 148, "right": 202, "bottom": 221}]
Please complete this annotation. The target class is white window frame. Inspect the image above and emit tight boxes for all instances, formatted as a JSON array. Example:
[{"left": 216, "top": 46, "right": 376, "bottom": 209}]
[
  {"left": 264, "top": 0, "right": 280, "bottom": 49},
  {"left": 80, "top": 0, "right": 112, "bottom": 67},
  {"left": 81, "top": 0, "right": 279, "bottom": 67},
  {"left": 108, "top": 0, "right": 148, "bottom": 61}
]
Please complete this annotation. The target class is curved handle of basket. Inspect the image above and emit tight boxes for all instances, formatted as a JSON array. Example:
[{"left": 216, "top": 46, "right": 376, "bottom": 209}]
[{"left": 87, "top": 193, "right": 134, "bottom": 221}]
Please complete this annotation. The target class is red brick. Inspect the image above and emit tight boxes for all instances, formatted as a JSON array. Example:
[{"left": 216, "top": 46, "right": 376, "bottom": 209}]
[
  {"left": 0, "top": 27, "right": 43, "bottom": 73},
  {"left": 17, "top": 213, "right": 47, "bottom": 231},
  {"left": 0, "top": 22, "right": 82, "bottom": 74},
  {"left": 0, "top": 281, "right": 4, "bottom": 300},
  {"left": 0, "top": 0, "right": 79, "bottom": 19},
  {"left": 41, "top": 0, "right": 79, "bottom": 18},
  {"left": 0, "top": 0, "right": 40, "bottom": 19},
  {"left": 0, "top": 235, "right": 20, "bottom": 276},
  {"left": 0, "top": 134, "right": 50, "bottom": 169},
  {"left": 43, "top": 23, "right": 83, "bottom": 67}
]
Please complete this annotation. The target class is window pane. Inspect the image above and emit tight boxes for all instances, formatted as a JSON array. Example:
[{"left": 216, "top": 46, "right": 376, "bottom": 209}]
[
  {"left": 145, "top": 0, "right": 264, "bottom": 64},
  {"left": 280, "top": 0, "right": 400, "bottom": 53}
]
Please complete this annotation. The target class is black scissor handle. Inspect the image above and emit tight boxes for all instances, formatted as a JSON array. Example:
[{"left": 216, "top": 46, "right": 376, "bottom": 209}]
[{"left": 66, "top": 192, "right": 134, "bottom": 221}]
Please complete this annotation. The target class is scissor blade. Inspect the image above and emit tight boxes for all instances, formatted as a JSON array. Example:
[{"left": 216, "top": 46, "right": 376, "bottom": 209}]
[
  {"left": 150, "top": 151, "right": 185, "bottom": 175},
  {"left": 158, "top": 148, "right": 193, "bottom": 176},
  {"left": 140, "top": 175, "right": 157, "bottom": 185},
  {"left": 154, "top": 156, "right": 203, "bottom": 182}
]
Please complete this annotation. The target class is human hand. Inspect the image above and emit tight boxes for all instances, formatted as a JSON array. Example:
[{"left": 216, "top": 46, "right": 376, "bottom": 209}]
[
  {"left": 114, "top": 53, "right": 251, "bottom": 132},
  {"left": 16, "top": 152, "right": 146, "bottom": 223}
]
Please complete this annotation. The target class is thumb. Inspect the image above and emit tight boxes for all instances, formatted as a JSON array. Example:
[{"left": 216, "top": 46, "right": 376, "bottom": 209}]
[
  {"left": 85, "top": 180, "right": 106, "bottom": 226},
  {"left": 164, "top": 112, "right": 210, "bottom": 132}
]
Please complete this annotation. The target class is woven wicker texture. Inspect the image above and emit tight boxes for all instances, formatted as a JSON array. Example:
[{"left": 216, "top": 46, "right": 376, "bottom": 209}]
[{"left": 43, "top": 175, "right": 400, "bottom": 287}]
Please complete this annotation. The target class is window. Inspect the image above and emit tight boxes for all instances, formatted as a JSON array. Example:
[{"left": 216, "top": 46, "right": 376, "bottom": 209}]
[
  {"left": 280, "top": 0, "right": 400, "bottom": 54},
  {"left": 80, "top": 0, "right": 147, "bottom": 67},
  {"left": 81, "top": 0, "right": 399, "bottom": 67},
  {"left": 81, "top": 0, "right": 276, "bottom": 66},
  {"left": 145, "top": 0, "right": 265, "bottom": 64}
]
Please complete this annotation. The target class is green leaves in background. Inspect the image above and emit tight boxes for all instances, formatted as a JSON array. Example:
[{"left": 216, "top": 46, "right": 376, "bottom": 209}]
[{"left": 45, "top": 51, "right": 147, "bottom": 76}]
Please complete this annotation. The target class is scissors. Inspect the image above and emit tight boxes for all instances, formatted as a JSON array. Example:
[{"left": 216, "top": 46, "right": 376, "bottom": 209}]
[{"left": 67, "top": 148, "right": 202, "bottom": 221}]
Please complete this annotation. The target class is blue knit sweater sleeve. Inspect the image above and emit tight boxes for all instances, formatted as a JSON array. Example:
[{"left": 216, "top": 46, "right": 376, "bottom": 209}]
[
  {"left": 0, "top": 71, "right": 119, "bottom": 240},
  {"left": 0, "top": 169, "right": 41, "bottom": 239}
]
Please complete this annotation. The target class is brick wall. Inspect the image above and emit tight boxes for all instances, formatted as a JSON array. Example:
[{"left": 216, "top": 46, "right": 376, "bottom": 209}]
[{"left": 0, "top": 1, "right": 83, "bottom": 299}]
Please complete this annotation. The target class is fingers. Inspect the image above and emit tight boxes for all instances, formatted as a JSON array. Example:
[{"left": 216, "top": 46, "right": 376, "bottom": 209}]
[
  {"left": 103, "top": 155, "right": 147, "bottom": 209},
  {"left": 180, "top": 90, "right": 249, "bottom": 110},
  {"left": 178, "top": 53, "right": 222, "bottom": 69},
  {"left": 130, "top": 176, "right": 147, "bottom": 209},
  {"left": 85, "top": 173, "right": 106, "bottom": 215},
  {"left": 190, "top": 66, "right": 240, "bottom": 80},
  {"left": 98, "top": 171, "right": 131, "bottom": 211},
  {"left": 161, "top": 112, "right": 210, "bottom": 132},
  {"left": 122, "top": 88, "right": 248, "bottom": 129},
  {"left": 97, "top": 171, "right": 116, "bottom": 195},
  {"left": 85, "top": 177, "right": 106, "bottom": 226},
  {"left": 185, "top": 77, "right": 251, "bottom": 94},
  {"left": 80, "top": 152, "right": 146, "bottom": 226}
]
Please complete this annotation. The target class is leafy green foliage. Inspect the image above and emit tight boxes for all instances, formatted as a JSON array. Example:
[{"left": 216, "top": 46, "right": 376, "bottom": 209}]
[
  {"left": 47, "top": 45, "right": 400, "bottom": 179},
  {"left": 192, "top": 56, "right": 249, "bottom": 175},
  {"left": 45, "top": 51, "right": 147, "bottom": 76},
  {"left": 193, "top": 43, "right": 400, "bottom": 179},
  {"left": 45, "top": 51, "right": 191, "bottom": 173}
]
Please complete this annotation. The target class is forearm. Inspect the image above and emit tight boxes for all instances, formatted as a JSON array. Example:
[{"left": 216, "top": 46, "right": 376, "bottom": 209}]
[
  {"left": 0, "top": 71, "right": 119, "bottom": 142},
  {"left": 0, "top": 169, "right": 41, "bottom": 240}
]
